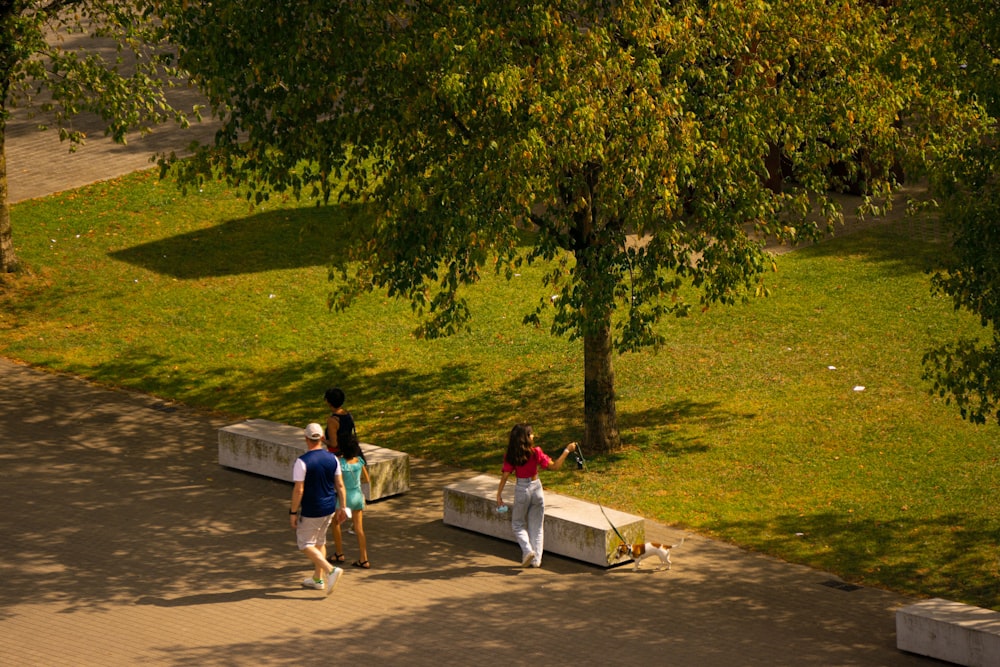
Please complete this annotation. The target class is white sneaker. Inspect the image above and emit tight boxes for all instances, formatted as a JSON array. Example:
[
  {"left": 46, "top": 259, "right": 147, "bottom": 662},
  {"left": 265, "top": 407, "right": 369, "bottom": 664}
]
[
  {"left": 302, "top": 576, "right": 324, "bottom": 590},
  {"left": 521, "top": 552, "right": 535, "bottom": 567},
  {"left": 325, "top": 567, "right": 343, "bottom": 596}
]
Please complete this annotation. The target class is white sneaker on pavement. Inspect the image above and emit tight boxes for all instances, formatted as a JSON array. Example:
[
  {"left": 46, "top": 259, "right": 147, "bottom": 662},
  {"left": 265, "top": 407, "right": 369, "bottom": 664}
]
[
  {"left": 325, "top": 567, "right": 343, "bottom": 596},
  {"left": 302, "top": 577, "right": 324, "bottom": 590}
]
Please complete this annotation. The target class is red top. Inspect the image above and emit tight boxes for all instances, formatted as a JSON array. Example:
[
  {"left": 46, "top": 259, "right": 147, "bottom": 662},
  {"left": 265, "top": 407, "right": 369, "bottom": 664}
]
[{"left": 502, "top": 447, "right": 553, "bottom": 478}]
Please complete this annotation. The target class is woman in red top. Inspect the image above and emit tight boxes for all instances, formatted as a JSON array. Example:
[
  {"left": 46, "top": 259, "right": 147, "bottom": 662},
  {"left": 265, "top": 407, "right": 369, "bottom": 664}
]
[{"left": 496, "top": 423, "right": 578, "bottom": 567}]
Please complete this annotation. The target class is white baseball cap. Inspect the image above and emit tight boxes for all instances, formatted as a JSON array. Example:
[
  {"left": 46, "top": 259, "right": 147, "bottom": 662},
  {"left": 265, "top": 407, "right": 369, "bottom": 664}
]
[{"left": 304, "top": 423, "right": 324, "bottom": 440}]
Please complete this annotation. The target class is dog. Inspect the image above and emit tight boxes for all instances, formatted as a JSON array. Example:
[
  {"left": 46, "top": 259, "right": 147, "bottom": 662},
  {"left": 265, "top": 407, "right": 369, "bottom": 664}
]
[{"left": 615, "top": 538, "right": 684, "bottom": 571}]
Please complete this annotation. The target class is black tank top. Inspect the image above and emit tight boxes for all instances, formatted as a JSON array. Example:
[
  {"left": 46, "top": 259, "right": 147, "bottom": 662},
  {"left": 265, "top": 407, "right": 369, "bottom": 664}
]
[{"left": 325, "top": 411, "right": 355, "bottom": 449}]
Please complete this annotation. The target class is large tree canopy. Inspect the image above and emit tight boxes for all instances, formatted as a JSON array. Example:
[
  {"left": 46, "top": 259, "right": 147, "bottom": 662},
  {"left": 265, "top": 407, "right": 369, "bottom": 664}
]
[
  {"left": 918, "top": 1, "right": 1000, "bottom": 424},
  {"left": 0, "top": 0, "right": 189, "bottom": 273},
  {"left": 166, "top": 0, "right": 957, "bottom": 452}
]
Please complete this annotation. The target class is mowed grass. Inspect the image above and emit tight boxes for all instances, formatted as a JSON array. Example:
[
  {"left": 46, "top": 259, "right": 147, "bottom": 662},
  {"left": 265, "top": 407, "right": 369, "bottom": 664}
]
[{"left": 3, "top": 169, "right": 998, "bottom": 609}]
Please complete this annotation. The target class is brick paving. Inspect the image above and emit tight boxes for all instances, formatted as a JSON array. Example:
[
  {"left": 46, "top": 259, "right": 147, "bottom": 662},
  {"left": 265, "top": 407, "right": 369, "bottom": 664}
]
[
  {"left": 1, "top": 112, "right": 947, "bottom": 666},
  {"left": 6, "top": 87, "right": 219, "bottom": 205}
]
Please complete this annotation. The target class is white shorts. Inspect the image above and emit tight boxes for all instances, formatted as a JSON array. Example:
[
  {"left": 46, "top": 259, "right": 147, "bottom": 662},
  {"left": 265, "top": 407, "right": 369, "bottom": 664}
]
[{"left": 296, "top": 514, "right": 333, "bottom": 550}]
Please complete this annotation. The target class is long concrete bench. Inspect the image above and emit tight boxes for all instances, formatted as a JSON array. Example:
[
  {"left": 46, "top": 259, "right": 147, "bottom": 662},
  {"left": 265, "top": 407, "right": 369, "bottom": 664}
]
[
  {"left": 896, "top": 598, "right": 1000, "bottom": 666},
  {"left": 218, "top": 418, "right": 409, "bottom": 501},
  {"left": 442, "top": 474, "right": 644, "bottom": 567}
]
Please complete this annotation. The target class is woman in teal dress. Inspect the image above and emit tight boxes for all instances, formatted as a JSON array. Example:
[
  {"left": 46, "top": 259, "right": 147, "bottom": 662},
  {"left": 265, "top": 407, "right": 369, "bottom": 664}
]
[{"left": 338, "top": 437, "right": 371, "bottom": 568}]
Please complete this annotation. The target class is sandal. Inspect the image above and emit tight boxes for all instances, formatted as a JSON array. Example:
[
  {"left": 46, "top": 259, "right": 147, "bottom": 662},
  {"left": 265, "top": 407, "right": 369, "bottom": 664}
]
[
  {"left": 331, "top": 553, "right": 345, "bottom": 563},
  {"left": 351, "top": 560, "right": 370, "bottom": 569}
]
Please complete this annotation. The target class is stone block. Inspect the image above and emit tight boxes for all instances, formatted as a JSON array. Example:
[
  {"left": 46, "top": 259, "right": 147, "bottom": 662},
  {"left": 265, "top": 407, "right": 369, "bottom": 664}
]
[
  {"left": 896, "top": 598, "right": 1000, "bottom": 667},
  {"left": 442, "top": 474, "right": 644, "bottom": 567},
  {"left": 218, "top": 418, "right": 409, "bottom": 501}
]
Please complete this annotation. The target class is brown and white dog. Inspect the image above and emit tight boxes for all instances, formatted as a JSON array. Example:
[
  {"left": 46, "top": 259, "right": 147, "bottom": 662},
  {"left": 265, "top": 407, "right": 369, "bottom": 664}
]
[{"left": 615, "top": 538, "right": 684, "bottom": 571}]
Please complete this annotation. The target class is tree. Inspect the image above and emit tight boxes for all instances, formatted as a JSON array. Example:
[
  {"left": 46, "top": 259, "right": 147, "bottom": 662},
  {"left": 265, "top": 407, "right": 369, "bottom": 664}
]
[
  {"left": 916, "top": 1, "right": 1000, "bottom": 424},
  {"left": 0, "top": 0, "right": 189, "bottom": 273},
  {"left": 166, "top": 0, "right": 938, "bottom": 453}
]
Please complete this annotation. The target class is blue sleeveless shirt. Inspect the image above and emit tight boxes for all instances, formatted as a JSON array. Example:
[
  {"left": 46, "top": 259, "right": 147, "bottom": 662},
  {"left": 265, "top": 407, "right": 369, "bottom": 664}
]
[{"left": 298, "top": 448, "right": 341, "bottom": 517}]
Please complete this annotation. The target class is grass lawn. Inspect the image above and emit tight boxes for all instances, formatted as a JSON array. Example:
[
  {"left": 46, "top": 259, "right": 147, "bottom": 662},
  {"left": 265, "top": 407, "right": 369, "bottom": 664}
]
[{"left": 3, "top": 169, "right": 998, "bottom": 609}]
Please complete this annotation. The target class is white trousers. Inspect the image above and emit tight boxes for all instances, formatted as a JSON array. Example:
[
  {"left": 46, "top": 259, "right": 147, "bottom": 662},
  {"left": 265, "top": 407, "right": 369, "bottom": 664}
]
[{"left": 511, "top": 478, "right": 545, "bottom": 565}]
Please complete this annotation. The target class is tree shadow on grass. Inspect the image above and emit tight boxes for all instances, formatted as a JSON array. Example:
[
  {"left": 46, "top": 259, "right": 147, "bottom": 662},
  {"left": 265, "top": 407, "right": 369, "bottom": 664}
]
[
  {"left": 108, "top": 203, "right": 370, "bottom": 279},
  {"left": 66, "top": 346, "right": 738, "bottom": 475},
  {"left": 710, "top": 509, "right": 999, "bottom": 609},
  {"left": 399, "top": 369, "right": 751, "bottom": 470},
  {"left": 71, "top": 349, "right": 457, "bottom": 429},
  {"left": 621, "top": 399, "right": 753, "bottom": 459},
  {"left": 792, "top": 216, "right": 952, "bottom": 278}
]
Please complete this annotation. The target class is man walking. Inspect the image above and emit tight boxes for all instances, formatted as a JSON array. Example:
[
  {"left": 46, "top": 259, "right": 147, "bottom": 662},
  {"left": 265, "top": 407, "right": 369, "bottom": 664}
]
[{"left": 290, "top": 422, "right": 348, "bottom": 595}]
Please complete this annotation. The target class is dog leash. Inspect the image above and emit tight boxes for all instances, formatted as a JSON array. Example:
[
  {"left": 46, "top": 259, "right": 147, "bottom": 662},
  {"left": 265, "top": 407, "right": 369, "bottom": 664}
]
[
  {"left": 578, "top": 443, "right": 688, "bottom": 566},
  {"left": 574, "top": 443, "right": 631, "bottom": 552}
]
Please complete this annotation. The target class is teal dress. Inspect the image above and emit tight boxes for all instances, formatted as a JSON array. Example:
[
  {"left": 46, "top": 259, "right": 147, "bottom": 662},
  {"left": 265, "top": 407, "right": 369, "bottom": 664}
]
[{"left": 339, "top": 457, "right": 367, "bottom": 511}]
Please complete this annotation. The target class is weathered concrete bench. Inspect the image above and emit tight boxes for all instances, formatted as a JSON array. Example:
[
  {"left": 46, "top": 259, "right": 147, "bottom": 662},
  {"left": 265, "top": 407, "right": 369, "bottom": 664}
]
[
  {"left": 442, "top": 474, "right": 644, "bottom": 567},
  {"left": 218, "top": 418, "right": 409, "bottom": 501},
  {"left": 896, "top": 598, "right": 1000, "bottom": 666}
]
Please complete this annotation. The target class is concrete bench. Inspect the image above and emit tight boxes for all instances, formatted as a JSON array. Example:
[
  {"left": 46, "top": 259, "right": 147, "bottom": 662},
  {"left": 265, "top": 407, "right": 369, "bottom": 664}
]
[
  {"left": 442, "top": 474, "right": 644, "bottom": 567},
  {"left": 896, "top": 598, "right": 1000, "bottom": 666},
  {"left": 218, "top": 418, "right": 409, "bottom": 501}
]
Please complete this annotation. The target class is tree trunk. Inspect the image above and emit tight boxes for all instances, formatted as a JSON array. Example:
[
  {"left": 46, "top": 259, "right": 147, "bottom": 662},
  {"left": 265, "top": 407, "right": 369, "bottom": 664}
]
[
  {"left": 581, "top": 303, "right": 621, "bottom": 455},
  {"left": 571, "top": 167, "right": 621, "bottom": 455},
  {"left": 0, "top": 115, "right": 19, "bottom": 274}
]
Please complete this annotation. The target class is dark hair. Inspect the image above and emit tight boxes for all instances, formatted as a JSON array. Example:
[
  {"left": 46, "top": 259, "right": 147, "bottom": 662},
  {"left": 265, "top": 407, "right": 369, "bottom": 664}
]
[
  {"left": 340, "top": 435, "right": 364, "bottom": 461},
  {"left": 324, "top": 387, "right": 345, "bottom": 408},
  {"left": 505, "top": 423, "right": 534, "bottom": 467}
]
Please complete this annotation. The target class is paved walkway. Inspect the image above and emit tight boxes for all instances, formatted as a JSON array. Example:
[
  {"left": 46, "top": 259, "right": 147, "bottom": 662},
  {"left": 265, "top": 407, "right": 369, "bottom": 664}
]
[
  {"left": 6, "top": 88, "right": 219, "bottom": 204},
  {"left": 0, "top": 358, "right": 940, "bottom": 666},
  {"left": 3, "top": 110, "right": 944, "bottom": 666}
]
